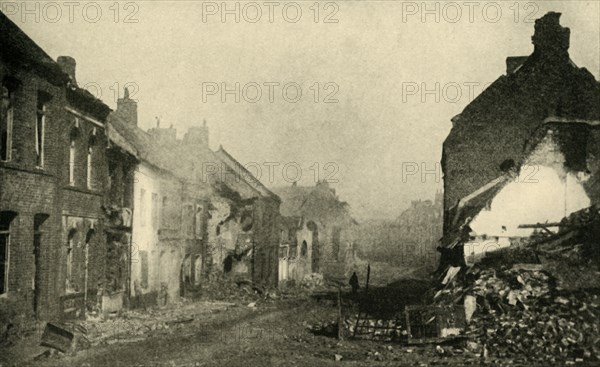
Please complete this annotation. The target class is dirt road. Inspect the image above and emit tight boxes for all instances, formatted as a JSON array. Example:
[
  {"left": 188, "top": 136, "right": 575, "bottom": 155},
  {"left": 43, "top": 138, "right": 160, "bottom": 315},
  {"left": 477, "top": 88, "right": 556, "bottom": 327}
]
[{"left": 16, "top": 296, "right": 502, "bottom": 367}]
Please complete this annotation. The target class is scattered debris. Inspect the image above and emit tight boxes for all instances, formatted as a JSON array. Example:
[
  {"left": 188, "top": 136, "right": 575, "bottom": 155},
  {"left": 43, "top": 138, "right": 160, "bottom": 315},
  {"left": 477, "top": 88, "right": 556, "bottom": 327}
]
[
  {"left": 33, "top": 349, "right": 52, "bottom": 360},
  {"left": 68, "top": 300, "right": 235, "bottom": 347},
  {"left": 435, "top": 345, "right": 445, "bottom": 355},
  {"left": 435, "top": 255, "right": 600, "bottom": 363},
  {"left": 40, "top": 323, "right": 74, "bottom": 353},
  {"left": 301, "top": 273, "right": 324, "bottom": 288}
]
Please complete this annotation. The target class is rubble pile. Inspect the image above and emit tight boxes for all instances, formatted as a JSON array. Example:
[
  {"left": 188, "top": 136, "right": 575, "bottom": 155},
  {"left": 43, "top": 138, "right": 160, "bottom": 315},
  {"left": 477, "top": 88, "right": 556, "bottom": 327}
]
[
  {"left": 436, "top": 264, "right": 600, "bottom": 363},
  {"left": 76, "top": 301, "right": 235, "bottom": 346},
  {"left": 307, "top": 320, "right": 339, "bottom": 337},
  {"left": 200, "top": 278, "right": 276, "bottom": 303},
  {"left": 300, "top": 273, "right": 325, "bottom": 288}
]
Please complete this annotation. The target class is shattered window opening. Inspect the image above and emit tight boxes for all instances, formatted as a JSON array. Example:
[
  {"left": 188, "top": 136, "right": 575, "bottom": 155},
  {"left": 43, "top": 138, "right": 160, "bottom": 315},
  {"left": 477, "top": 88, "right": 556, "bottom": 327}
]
[
  {"left": 35, "top": 93, "right": 49, "bottom": 168},
  {"left": 1, "top": 83, "right": 15, "bottom": 162},
  {"left": 65, "top": 228, "right": 78, "bottom": 293},
  {"left": 0, "top": 211, "right": 17, "bottom": 295},
  {"left": 301, "top": 240, "right": 308, "bottom": 257}
]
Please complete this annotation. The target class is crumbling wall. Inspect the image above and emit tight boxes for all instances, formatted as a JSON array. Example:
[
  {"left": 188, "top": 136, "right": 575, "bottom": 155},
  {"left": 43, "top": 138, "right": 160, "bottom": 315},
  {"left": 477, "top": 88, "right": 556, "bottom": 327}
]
[
  {"left": 207, "top": 198, "right": 246, "bottom": 277},
  {"left": 157, "top": 246, "right": 185, "bottom": 304},
  {"left": 442, "top": 13, "right": 600, "bottom": 234},
  {"left": 291, "top": 225, "right": 313, "bottom": 280},
  {"left": 463, "top": 132, "right": 591, "bottom": 262},
  {"left": 59, "top": 216, "right": 102, "bottom": 319}
]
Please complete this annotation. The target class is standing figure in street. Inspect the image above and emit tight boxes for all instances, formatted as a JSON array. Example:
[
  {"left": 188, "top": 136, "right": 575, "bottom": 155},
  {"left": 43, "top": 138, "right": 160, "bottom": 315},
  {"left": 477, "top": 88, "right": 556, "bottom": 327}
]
[{"left": 349, "top": 271, "right": 359, "bottom": 295}]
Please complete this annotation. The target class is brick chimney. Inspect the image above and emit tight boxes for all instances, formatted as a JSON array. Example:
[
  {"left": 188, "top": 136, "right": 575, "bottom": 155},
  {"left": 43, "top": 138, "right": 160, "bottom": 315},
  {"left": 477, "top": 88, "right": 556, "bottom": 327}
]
[
  {"left": 183, "top": 119, "right": 209, "bottom": 147},
  {"left": 114, "top": 87, "right": 138, "bottom": 126},
  {"left": 531, "top": 12, "right": 570, "bottom": 62},
  {"left": 57, "top": 56, "right": 77, "bottom": 86}
]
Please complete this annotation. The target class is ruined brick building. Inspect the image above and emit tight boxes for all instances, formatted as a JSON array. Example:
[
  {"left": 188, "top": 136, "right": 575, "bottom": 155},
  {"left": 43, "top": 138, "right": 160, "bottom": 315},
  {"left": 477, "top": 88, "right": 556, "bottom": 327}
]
[
  {"left": 58, "top": 56, "right": 112, "bottom": 318},
  {"left": 209, "top": 147, "right": 281, "bottom": 286},
  {"left": 148, "top": 120, "right": 282, "bottom": 287},
  {"left": 441, "top": 12, "right": 600, "bottom": 267},
  {"left": 273, "top": 181, "right": 358, "bottom": 282},
  {"left": 111, "top": 100, "right": 282, "bottom": 296},
  {"left": 0, "top": 12, "right": 111, "bottom": 321},
  {"left": 0, "top": 11, "right": 283, "bottom": 328}
]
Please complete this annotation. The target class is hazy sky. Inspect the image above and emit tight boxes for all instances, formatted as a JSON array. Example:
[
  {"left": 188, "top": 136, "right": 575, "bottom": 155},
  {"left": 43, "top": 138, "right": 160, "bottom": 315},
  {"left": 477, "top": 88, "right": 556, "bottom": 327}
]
[{"left": 4, "top": 1, "right": 599, "bottom": 220}]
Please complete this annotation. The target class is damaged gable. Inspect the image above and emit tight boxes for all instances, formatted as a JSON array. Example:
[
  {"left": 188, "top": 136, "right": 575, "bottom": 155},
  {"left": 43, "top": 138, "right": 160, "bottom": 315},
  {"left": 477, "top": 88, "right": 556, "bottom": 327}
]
[
  {"left": 442, "top": 12, "right": 600, "bottom": 232},
  {"left": 441, "top": 12, "right": 600, "bottom": 267},
  {"left": 447, "top": 121, "right": 599, "bottom": 265}
]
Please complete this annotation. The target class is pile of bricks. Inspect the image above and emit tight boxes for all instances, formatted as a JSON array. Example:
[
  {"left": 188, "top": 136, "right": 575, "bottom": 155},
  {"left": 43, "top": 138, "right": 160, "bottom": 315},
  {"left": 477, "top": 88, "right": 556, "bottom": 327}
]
[{"left": 436, "top": 263, "right": 600, "bottom": 364}]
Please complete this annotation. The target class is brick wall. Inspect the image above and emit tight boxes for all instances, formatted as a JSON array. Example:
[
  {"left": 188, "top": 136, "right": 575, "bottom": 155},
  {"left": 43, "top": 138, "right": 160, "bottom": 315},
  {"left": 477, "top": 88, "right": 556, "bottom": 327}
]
[
  {"left": 0, "top": 61, "right": 64, "bottom": 321},
  {"left": 0, "top": 56, "right": 112, "bottom": 321}
]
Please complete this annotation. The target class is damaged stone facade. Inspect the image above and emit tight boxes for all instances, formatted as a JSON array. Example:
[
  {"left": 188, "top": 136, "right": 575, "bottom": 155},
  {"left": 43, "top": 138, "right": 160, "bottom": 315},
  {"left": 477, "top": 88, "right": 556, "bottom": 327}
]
[
  {"left": 0, "top": 38, "right": 66, "bottom": 322},
  {"left": 441, "top": 12, "right": 600, "bottom": 265},
  {"left": 461, "top": 126, "right": 593, "bottom": 264},
  {"left": 108, "top": 94, "right": 212, "bottom": 309},
  {"left": 203, "top": 148, "right": 281, "bottom": 287},
  {"left": 111, "top": 100, "right": 281, "bottom": 296},
  {"left": 274, "top": 181, "right": 358, "bottom": 282}
]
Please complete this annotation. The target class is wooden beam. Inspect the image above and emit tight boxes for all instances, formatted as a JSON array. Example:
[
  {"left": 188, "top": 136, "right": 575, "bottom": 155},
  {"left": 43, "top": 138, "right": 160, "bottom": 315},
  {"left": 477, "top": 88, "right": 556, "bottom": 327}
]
[{"left": 518, "top": 222, "right": 562, "bottom": 229}]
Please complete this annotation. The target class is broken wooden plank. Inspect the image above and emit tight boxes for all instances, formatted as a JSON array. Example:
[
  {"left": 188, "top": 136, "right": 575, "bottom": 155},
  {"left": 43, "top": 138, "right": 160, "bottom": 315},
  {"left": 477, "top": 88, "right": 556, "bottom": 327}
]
[{"left": 40, "top": 323, "right": 74, "bottom": 353}]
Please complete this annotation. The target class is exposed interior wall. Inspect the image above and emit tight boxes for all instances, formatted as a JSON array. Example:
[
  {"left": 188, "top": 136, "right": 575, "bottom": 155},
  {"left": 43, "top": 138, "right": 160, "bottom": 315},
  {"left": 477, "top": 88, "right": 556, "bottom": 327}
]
[
  {"left": 463, "top": 237, "right": 512, "bottom": 265},
  {"left": 466, "top": 132, "right": 591, "bottom": 261},
  {"left": 441, "top": 13, "right": 600, "bottom": 235},
  {"left": 206, "top": 197, "right": 251, "bottom": 279}
]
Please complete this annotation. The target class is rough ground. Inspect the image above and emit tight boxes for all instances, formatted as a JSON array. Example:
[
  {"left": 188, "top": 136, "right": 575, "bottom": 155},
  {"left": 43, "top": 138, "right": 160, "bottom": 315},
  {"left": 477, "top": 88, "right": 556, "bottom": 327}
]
[
  {"left": 5, "top": 277, "right": 596, "bottom": 366},
  {"left": 10, "top": 297, "right": 471, "bottom": 367}
]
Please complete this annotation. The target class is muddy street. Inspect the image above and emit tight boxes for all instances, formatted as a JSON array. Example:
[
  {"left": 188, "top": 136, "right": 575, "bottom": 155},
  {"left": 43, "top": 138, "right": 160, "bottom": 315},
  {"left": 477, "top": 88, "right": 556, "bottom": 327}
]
[
  {"left": 18, "top": 296, "right": 471, "bottom": 367},
  {"left": 12, "top": 283, "right": 500, "bottom": 367}
]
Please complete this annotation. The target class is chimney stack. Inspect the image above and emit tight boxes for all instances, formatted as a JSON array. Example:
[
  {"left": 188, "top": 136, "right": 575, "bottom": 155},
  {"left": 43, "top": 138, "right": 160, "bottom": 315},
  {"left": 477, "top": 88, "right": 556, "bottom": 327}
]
[
  {"left": 531, "top": 12, "right": 570, "bottom": 62},
  {"left": 115, "top": 87, "right": 138, "bottom": 126},
  {"left": 57, "top": 56, "right": 77, "bottom": 86},
  {"left": 147, "top": 123, "right": 177, "bottom": 147},
  {"left": 182, "top": 119, "right": 209, "bottom": 147}
]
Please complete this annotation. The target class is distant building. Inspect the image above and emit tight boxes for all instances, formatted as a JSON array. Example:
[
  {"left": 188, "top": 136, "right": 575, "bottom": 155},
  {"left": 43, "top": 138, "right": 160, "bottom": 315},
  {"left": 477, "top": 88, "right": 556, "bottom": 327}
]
[
  {"left": 396, "top": 191, "right": 442, "bottom": 269},
  {"left": 273, "top": 181, "right": 358, "bottom": 282}
]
